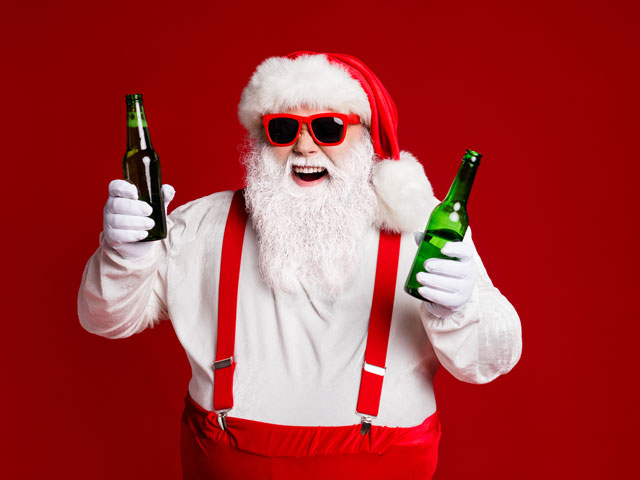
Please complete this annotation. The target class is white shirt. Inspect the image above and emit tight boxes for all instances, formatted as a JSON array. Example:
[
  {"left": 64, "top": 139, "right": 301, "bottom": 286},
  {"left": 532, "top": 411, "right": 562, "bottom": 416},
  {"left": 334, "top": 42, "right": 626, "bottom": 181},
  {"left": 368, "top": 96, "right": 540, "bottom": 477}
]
[{"left": 78, "top": 191, "right": 522, "bottom": 427}]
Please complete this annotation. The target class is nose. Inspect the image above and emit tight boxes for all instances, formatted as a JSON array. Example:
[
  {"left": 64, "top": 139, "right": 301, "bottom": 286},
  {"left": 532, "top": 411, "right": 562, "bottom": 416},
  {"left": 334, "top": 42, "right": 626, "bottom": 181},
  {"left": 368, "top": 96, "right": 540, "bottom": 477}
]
[{"left": 293, "top": 124, "right": 319, "bottom": 157}]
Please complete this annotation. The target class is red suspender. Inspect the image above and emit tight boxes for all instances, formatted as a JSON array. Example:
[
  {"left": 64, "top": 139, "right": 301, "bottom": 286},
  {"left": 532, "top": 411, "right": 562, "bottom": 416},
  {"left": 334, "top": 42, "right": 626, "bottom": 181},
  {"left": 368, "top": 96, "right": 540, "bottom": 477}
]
[
  {"left": 213, "top": 190, "right": 247, "bottom": 428},
  {"left": 213, "top": 189, "right": 402, "bottom": 433},
  {"left": 356, "top": 231, "right": 402, "bottom": 433}
]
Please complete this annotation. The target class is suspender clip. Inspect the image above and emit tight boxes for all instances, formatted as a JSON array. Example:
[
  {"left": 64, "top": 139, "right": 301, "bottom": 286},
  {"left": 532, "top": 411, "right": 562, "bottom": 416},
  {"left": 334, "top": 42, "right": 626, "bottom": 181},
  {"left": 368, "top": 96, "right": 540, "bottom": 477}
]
[
  {"left": 213, "top": 357, "right": 233, "bottom": 370},
  {"left": 359, "top": 414, "right": 374, "bottom": 435},
  {"left": 215, "top": 409, "right": 230, "bottom": 431},
  {"left": 363, "top": 361, "right": 386, "bottom": 376}
]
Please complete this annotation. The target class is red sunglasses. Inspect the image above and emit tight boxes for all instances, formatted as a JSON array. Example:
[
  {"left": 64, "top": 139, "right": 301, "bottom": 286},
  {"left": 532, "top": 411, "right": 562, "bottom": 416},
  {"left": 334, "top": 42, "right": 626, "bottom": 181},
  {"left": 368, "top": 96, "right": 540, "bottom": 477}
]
[{"left": 262, "top": 113, "right": 361, "bottom": 147}]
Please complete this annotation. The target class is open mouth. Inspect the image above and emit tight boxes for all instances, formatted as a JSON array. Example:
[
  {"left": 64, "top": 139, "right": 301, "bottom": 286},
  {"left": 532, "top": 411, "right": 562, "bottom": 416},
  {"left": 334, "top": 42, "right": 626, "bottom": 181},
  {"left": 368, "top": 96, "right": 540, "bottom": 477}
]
[{"left": 292, "top": 165, "right": 328, "bottom": 184}]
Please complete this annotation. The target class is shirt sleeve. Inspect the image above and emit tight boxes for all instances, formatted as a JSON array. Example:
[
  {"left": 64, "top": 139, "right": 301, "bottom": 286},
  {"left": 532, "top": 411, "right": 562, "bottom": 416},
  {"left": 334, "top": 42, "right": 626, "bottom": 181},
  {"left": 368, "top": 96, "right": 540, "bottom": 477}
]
[
  {"left": 419, "top": 245, "right": 523, "bottom": 384},
  {"left": 77, "top": 231, "right": 170, "bottom": 339}
]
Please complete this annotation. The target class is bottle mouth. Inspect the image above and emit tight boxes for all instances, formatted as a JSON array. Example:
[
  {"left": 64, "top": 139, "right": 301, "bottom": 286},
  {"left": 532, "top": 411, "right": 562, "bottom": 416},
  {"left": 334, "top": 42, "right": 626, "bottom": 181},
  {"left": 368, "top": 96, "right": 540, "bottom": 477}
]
[
  {"left": 463, "top": 149, "right": 482, "bottom": 164},
  {"left": 125, "top": 93, "right": 143, "bottom": 105}
]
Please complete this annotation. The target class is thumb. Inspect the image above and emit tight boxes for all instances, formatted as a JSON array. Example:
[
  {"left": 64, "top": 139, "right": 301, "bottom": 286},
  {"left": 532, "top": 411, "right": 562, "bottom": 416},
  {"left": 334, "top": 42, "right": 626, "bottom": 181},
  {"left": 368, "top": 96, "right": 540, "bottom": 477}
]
[{"left": 162, "top": 184, "right": 175, "bottom": 212}]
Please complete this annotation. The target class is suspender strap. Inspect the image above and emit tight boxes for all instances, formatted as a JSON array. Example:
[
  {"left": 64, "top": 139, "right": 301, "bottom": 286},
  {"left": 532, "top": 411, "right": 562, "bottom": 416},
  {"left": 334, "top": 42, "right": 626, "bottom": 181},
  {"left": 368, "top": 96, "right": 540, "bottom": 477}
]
[
  {"left": 356, "top": 231, "right": 402, "bottom": 426},
  {"left": 213, "top": 190, "right": 247, "bottom": 418},
  {"left": 214, "top": 192, "right": 401, "bottom": 431}
]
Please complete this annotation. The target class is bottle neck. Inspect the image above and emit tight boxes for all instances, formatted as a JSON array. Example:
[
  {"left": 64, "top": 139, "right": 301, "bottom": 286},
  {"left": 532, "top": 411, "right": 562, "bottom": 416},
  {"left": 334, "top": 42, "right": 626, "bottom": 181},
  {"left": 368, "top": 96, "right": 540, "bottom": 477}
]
[
  {"left": 126, "top": 100, "right": 152, "bottom": 150},
  {"left": 443, "top": 158, "right": 480, "bottom": 205}
]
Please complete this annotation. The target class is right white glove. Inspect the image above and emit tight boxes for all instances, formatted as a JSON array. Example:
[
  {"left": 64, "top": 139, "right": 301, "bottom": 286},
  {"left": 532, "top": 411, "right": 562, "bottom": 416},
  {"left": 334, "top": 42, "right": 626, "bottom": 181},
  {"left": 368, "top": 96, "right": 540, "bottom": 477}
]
[{"left": 103, "top": 179, "right": 175, "bottom": 260}]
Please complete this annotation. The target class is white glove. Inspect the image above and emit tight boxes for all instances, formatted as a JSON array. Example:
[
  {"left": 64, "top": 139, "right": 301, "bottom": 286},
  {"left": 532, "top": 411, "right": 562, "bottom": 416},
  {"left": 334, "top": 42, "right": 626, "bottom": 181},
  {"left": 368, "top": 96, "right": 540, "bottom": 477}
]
[
  {"left": 413, "top": 231, "right": 477, "bottom": 318},
  {"left": 103, "top": 179, "right": 175, "bottom": 260}
]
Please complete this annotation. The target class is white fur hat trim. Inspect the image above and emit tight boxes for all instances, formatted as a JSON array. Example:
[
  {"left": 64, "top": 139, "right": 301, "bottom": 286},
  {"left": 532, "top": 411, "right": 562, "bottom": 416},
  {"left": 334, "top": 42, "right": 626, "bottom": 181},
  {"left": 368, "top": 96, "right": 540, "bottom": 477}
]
[
  {"left": 373, "top": 151, "right": 434, "bottom": 233},
  {"left": 238, "top": 54, "right": 372, "bottom": 136}
]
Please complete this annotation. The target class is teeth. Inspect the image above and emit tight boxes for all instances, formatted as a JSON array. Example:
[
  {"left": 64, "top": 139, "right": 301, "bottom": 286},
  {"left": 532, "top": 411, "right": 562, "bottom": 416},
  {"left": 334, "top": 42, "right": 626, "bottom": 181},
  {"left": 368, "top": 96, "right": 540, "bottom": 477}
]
[{"left": 292, "top": 166, "right": 326, "bottom": 174}]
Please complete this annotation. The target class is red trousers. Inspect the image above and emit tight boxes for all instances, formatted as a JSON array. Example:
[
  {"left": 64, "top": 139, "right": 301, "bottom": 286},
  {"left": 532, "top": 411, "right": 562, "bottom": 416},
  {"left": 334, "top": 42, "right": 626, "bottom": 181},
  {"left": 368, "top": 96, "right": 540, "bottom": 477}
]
[{"left": 180, "top": 393, "right": 441, "bottom": 480}]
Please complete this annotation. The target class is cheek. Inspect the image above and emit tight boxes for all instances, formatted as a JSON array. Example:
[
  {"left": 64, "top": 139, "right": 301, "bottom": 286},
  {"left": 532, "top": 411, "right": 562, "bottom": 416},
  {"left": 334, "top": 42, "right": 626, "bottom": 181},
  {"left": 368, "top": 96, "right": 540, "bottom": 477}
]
[
  {"left": 321, "top": 143, "right": 352, "bottom": 169},
  {"left": 271, "top": 146, "right": 292, "bottom": 165},
  {"left": 327, "top": 126, "right": 364, "bottom": 167}
]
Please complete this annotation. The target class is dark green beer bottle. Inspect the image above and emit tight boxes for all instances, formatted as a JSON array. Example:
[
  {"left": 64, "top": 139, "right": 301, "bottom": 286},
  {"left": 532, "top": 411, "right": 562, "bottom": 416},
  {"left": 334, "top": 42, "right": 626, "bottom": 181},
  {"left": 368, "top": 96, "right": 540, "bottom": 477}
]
[
  {"left": 123, "top": 93, "right": 166, "bottom": 241},
  {"left": 404, "top": 149, "right": 482, "bottom": 300}
]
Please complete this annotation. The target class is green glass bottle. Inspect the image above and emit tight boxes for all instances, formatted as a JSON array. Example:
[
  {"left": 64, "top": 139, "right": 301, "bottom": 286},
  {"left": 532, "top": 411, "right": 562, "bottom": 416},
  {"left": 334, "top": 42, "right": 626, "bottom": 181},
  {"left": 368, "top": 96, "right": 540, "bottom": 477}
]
[
  {"left": 404, "top": 149, "right": 482, "bottom": 300},
  {"left": 123, "top": 93, "right": 166, "bottom": 241}
]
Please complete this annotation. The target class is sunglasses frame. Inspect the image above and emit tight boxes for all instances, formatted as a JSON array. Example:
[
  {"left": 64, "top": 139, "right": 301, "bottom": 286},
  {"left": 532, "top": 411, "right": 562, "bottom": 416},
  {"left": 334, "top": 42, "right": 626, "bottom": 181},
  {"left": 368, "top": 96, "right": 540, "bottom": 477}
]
[{"left": 262, "top": 112, "right": 361, "bottom": 147}]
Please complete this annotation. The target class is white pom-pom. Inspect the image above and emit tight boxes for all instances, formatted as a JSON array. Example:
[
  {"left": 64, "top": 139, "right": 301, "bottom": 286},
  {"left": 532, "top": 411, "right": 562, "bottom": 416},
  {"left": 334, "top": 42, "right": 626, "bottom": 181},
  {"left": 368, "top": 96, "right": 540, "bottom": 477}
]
[{"left": 372, "top": 151, "right": 435, "bottom": 233}]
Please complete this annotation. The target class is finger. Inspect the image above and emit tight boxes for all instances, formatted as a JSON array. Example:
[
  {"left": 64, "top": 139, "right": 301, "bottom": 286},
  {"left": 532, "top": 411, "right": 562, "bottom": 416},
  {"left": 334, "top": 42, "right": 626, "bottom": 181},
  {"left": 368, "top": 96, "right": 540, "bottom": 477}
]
[
  {"left": 424, "top": 258, "right": 473, "bottom": 279},
  {"left": 105, "top": 213, "right": 155, "bottom": 230},
  {"left": 440, "top": 241, "right": 475, "bottom": 261},
  {"left": 162, "top": 184, "right": 175, "bottom": 205},
  {"left": 417, "top": 285, "right": 461, "bottom": 308},
  {"left": 105, "top": 197, "right": 153, "bottom": 216},
  {"left": 416, "top": 271, "right": 462, "bottom": 294},
  {"left": 109, "top": 179, "right": 139, "bottom": 199},
  {"left": 414, "top": 231, "right": 425, "bottom": 246},
  {"left": 105, "top": 228, "right": 149, "bottom": 247}
]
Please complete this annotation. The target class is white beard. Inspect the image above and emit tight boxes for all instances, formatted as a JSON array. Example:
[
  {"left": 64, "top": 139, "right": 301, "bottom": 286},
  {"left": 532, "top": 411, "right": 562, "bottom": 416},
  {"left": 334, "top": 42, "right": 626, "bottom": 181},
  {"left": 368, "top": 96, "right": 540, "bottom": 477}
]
[{"left": 243, "top": 134, "right": 378, "bottom": 299}]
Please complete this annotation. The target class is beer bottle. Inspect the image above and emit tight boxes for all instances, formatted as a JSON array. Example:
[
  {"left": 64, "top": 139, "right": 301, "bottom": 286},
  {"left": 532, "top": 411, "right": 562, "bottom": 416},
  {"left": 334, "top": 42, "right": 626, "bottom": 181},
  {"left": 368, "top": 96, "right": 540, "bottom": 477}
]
[
  {"left": 123, "top": 93, "right": 166, "bottom": 241},
  {"left": 404, "top": 149, "right": 482, "bottom": 300}
]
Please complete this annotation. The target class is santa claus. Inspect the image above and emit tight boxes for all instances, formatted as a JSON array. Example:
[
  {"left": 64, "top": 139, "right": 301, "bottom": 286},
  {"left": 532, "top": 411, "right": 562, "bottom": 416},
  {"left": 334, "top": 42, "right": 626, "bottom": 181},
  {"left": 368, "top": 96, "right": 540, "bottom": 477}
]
[{"left": 78, "top": 52, "right": 522, "bottom": 479}]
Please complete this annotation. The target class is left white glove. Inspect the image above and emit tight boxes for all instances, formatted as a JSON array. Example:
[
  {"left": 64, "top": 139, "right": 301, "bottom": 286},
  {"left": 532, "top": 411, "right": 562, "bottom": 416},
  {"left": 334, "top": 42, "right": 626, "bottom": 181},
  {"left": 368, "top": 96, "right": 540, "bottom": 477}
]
[
  {"left": 414, "top": 232, "right": 477, "bottom": 318},
  {"left": 103, "top": 180, "right": 176, "bottom": 260}
]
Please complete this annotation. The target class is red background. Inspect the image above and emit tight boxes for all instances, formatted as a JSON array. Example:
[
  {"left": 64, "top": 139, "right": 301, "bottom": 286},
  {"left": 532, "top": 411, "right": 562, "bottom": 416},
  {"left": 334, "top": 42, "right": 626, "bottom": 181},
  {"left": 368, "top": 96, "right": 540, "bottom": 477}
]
[{"left": 2, "top": 0, "right": 638, "bottom": 478}]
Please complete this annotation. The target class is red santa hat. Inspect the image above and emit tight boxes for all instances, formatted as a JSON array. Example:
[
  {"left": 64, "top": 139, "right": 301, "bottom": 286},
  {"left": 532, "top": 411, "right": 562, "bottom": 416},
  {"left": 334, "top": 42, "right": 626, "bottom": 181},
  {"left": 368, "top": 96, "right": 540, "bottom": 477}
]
[{"left": 238, "top": 52, "right": 433, "bottom": 233}]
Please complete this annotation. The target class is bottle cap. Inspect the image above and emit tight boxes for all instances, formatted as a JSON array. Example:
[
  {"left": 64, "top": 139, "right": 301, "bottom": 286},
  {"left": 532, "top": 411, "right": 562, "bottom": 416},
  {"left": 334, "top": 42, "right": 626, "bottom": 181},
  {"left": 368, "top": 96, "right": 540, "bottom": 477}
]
[
  {"left": 125, "top": 93, "right": 143, "bottom": 105},
  {"left": 463, "top": 149, "right": 482, "bottom": 164}
]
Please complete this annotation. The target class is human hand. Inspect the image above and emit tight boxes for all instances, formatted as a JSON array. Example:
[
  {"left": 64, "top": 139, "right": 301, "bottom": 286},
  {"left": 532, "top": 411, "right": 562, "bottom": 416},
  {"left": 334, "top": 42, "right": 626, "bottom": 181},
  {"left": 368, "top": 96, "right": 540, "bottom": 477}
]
[
  {"left": 103, "top": 179, "right": 175, "bottom": 260},
  {"left": 414, "top": 232, "right": 476, "bottom": 318}
]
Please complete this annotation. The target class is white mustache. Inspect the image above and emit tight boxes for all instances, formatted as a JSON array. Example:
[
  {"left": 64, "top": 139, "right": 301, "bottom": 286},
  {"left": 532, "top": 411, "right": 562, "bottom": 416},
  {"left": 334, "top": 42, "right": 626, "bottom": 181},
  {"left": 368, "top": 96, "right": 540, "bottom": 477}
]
[{"left": 287, "top": 153, "right": 332, "bottom": 173}]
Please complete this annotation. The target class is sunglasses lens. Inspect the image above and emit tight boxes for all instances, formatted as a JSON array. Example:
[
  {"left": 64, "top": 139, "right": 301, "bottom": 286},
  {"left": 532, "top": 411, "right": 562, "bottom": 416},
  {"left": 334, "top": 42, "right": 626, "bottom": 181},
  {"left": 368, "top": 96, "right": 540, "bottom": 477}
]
[
  {"left": 311, "top": 116, "right": 344, "bottom": 144},
  {"left": 268, "top": 118, "right": 299, "bottom": 145}
]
